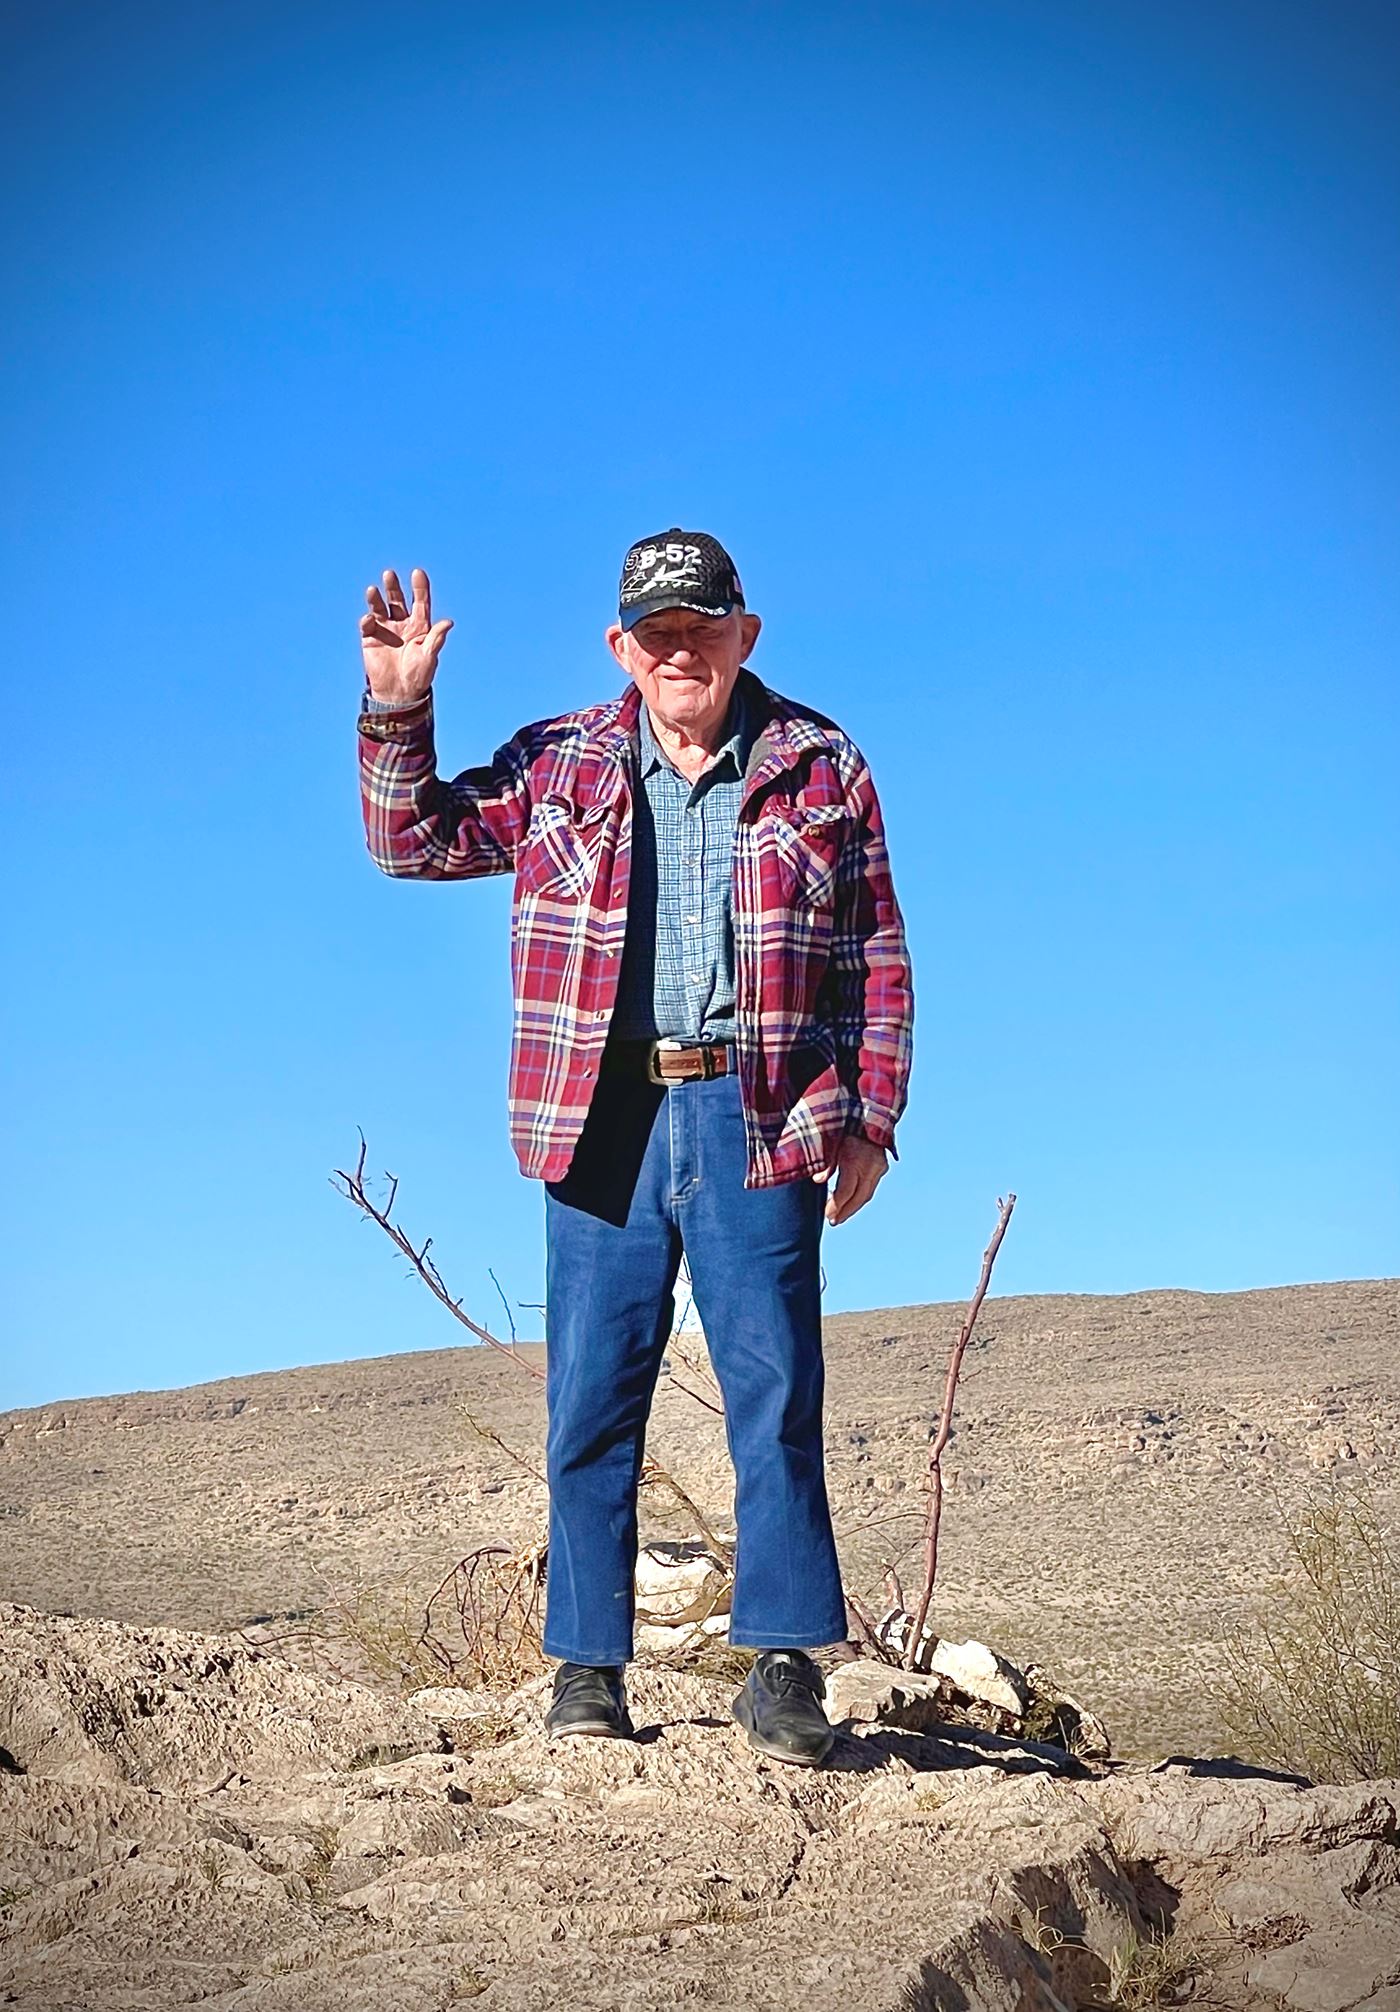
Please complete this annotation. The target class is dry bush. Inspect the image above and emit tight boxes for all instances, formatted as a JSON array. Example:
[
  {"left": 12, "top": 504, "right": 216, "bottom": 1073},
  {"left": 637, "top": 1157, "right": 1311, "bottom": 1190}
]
[
  {"left": 1211, "top": 1476, "right": 1400, "bottom": 1784},
  {"left": 242, "top": 1543, "right": 547, "bottom": 1697}
]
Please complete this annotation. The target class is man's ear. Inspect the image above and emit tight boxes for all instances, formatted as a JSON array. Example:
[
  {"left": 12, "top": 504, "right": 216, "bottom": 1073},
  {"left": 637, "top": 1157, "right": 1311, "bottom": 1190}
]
[
  {"left": 605, "top": 621, "right": 633, "bottom": 675},
  {"left": 739, "top": 610, "right": 762, "bottom": 657}
]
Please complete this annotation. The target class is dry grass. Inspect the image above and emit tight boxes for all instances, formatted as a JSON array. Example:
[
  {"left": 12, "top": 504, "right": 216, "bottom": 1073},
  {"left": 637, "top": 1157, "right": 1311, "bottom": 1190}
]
[
  {"left": 446, "top": 1971, "right": 491, "bottom": 2001},
  {"left": 463, "top": 1772, "right": 525, "bottom": 1810},
  {"left": 1006, "top": 1912, "right": 1215, "bottom": 2012},
  {"left": 299, "top": 1824, "right": 341, "bottom": 1908},
  {"left": 199, "top": 1847, "right": 230, "bottom": 1891},
  {"left": 650, "top": 1634, "right": 754, "bottom": 1684},
  {"left": 1090, "top": 1925, "right": 1212, "bottom": 2008},
  {"left": 439, "top": 1703, "right": 522, "bottom": 1752},
  {"left": 910, "top": 1787, "right": 947, "bottom": 1812},
  {"left": 1210, "top": 1476, "right": 1400, "bottom": 1784}
]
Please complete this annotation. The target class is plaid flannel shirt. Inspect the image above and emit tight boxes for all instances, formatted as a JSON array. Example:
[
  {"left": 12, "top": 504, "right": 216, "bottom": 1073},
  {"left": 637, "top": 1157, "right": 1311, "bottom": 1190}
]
[{"left": 358, "top": 667, "right": 913, "bottom": 1189}]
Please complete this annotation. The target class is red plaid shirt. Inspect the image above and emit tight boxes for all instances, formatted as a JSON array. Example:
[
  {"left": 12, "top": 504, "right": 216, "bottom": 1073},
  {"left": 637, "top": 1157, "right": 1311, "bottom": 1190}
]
[{"left": 358, "top": 669, "right": 913, "bottom": 1189}]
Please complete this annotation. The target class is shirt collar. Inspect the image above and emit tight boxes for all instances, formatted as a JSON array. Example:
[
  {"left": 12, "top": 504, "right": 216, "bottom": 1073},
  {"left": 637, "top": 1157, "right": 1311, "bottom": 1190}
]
[{"left": 638, "top": 678, "right": 752, "bottom": 780}]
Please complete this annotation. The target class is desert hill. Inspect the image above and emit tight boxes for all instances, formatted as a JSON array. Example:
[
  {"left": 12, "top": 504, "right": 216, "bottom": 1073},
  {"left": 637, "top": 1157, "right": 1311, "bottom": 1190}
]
[{"left": 2, "top": 1277, "right": 1397, "bottom": 1756}]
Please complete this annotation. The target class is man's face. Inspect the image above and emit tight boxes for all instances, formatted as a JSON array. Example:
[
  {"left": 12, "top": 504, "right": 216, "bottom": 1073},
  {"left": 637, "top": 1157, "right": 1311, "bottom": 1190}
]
[{"left": 606, "top": 604, "right": 763, "bottom": 740}]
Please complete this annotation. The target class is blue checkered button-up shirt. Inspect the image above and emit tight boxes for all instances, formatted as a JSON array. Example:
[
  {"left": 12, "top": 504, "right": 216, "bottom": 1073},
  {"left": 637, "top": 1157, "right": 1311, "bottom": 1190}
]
[{"left": 610, "top": 682, "right": 755, "bottom": 1042}]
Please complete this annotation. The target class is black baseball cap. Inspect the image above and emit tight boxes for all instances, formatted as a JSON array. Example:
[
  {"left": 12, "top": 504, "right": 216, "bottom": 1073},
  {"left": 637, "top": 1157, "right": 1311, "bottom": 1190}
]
[{"left": 618, "top": 528, "right": 745, "bottom": 631}]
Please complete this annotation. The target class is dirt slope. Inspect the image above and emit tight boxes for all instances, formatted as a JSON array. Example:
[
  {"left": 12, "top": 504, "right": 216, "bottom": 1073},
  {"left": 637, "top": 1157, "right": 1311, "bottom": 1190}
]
[{"left": 2, "top": 1278, "right": 1396, "bottom": 1755}]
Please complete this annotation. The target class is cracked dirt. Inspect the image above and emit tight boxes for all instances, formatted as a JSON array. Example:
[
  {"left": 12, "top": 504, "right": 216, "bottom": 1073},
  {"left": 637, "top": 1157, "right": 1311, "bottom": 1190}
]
[{"left": 4, "top": 1601, "right": 1400, "bottom": 2010}]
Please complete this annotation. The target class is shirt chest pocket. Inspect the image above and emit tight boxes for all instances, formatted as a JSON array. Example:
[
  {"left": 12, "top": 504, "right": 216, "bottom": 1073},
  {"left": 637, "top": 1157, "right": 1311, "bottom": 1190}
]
[
  {"left": 516, "top": 795, "right": 614, "bottom": 898},
  {"left": 768, "top": 803, "right": 851, "bottom": 911}
]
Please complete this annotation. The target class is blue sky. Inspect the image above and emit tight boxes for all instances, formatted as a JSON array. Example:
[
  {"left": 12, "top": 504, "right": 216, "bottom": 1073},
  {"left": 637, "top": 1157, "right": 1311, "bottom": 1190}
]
[{"left": 3, "top": 1, "right": 1396, "bottom": 1410}]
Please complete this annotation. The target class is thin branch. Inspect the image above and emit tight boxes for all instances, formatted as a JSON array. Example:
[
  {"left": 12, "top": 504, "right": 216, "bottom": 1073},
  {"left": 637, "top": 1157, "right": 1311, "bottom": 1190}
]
[
  {"left": 487, "top": 1268, "right": 517, "bottom": 1344},
  {"left": 834, "top": 1505, "right": 928, "bottom": 1543},
  {"left": 903, "top": 1192, "right": 1017, "bottom": 1671},
  {"left": 843, "top": 1583, "right": 895, "bottom": 1661},
  {"left": 332, "top": 1130, "right": 544, "bottom": 1379},
  {"left": 665, "top": 1337, "right": 723, "bottom": 1397},
  {"left": 639, "top": 1457, "right": 734, "bottom": 1563},
  {"left": 458, "top": 1401, "right": 547, "bottom": 1485}
]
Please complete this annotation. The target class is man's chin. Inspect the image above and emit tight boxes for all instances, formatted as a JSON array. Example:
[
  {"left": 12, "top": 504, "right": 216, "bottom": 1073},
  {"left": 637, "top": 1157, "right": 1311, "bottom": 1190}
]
[{"left": 652, "top": 686, "right": 711, "bottom": 718}]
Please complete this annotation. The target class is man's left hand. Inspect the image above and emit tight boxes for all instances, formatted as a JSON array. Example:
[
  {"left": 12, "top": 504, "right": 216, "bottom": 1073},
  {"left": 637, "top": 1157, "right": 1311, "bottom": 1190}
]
[{"left": 813, "top": 1135, "right": 889, "bottom": 1226}]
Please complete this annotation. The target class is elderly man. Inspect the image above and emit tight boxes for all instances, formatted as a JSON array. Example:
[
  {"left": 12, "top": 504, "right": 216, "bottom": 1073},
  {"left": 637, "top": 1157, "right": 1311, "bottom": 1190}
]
[{"left": 357, "top": 529, "right": 913, "bottom": 1767}]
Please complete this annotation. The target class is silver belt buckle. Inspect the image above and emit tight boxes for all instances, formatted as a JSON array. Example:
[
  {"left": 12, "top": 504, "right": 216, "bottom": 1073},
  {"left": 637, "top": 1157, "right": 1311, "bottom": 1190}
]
[{"left": 645, "top": 1037, "right": 685, "bottom": 1085}]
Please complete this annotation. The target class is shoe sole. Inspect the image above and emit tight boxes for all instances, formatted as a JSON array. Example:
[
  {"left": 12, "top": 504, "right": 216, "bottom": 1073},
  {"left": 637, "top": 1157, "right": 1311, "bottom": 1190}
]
[
  {"left": 731, "top": 1693, "right": 834, "bottom": 1768},
  {"left": 545, "top": 1717, "right": 634, "bottom": 1740}
]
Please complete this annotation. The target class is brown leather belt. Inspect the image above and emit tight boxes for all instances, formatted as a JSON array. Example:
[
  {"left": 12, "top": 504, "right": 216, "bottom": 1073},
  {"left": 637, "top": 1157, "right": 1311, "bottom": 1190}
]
[{"left": 603, "top": 1038, "right": 735, "bottom": 1085}]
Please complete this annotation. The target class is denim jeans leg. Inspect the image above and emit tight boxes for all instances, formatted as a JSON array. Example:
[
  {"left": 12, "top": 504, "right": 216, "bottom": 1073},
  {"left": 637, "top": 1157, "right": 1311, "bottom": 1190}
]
[
  {"left": 674, "top": 1072, "right": 849, "bottom": 1650},
  {"left": 541, "top": 1073, "right": 681, "bottom": 1666}
]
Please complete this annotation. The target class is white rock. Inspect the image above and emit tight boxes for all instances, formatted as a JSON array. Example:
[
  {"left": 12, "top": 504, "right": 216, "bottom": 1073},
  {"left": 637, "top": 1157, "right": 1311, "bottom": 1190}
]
[
  {"left": 633, "top": 1536, "right": 734, "bottom": 1628},
  {"left": 874, "top": 1610, "right": 1032, "bottom": 1717}
]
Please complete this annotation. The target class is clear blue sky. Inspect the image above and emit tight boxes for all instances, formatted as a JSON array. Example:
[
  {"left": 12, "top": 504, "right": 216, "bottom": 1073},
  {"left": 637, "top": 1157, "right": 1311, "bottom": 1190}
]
[{"left": 4, "top": 1, "right": 1396, "bottom": 1410}]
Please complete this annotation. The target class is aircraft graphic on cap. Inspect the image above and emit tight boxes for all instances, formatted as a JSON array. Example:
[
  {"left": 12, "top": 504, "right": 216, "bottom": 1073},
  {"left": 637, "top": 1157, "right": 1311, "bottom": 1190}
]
[{"left": 618, "top": 529, "right": 745, "bottom": 631}]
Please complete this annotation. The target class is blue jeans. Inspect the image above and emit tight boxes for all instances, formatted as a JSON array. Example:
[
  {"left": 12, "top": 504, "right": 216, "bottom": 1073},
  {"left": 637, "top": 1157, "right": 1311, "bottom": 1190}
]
[{"left": 541, "top": 1064, "right": 849, "bottom": 1665}]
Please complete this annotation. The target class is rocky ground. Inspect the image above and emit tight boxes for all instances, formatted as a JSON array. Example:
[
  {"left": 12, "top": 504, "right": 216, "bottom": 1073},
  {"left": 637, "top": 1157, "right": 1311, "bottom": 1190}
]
[
  {"left": 3, "top": 1279, "right": 1396, "bottom": 1755},
  {"left": 3, "top": 1600, "right": 1400, "bottom": 2011},
  {"left": 3, "top": 1280, "right": 1400, "bottom": 2009}
]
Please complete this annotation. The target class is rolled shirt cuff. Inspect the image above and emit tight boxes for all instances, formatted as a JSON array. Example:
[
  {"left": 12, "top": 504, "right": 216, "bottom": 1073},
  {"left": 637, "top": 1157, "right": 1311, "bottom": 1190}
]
[{"left": 361, "top": 688, "right": 431, "bottom": 714}]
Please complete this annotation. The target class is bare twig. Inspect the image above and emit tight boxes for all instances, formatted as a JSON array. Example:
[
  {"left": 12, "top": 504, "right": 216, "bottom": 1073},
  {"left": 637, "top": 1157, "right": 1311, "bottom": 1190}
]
[
  {"left": 639, "top": 1458, "right": 734, "bottom": 1563},
  {"left": 833, "top": 1506, "right": 928, "bottom": 1543},
  {"left": 458, "top": 1402, "right": 547, "bottom": 1485},
  {"left": 843, "top": 1583, "right": 894, "bottom": 1660},
  {"left": 665, "top": 1337, "right": 721, "bottom": 1392},
  {"left": 331, "top": 1131, "right": 543, "bottom": 1379},
  {"left": 415, "top": 1540, "right": 548, "bottom": 1686},
  {"left": 903, "top": 1193, "right": 1017, "bottom": 1671},
  {"left": 662, "top": 1337, "right": 725, "bottom": 1416},
  {"left": 487, "top": 1269, "right": 518, "bottom": 1344}
]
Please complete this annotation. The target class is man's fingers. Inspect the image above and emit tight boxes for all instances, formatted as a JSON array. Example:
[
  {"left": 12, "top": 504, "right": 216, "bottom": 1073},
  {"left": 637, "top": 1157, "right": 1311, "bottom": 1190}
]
[
  {"left": 382, "top": 568, "right": 409, "bottom": 620},
  {"left": 360, "top": 614, "right": 401, "bottom": 648},
  {"left": 425, "top": 617, "right": 453, "bottom": 659},
  {"left": 829, "top": 1182, "right": 866, "bottom": 1226},
  {"left": 365, "top": 584, "right": 389, "bottom": 618},
  {"left": 411, "top": 567, "right": 432, "bottom": 632},
  {"left": 825, "top": 1164, "right": 856, "bottom": 1224},
  {"left": 826, "top": 1160, "right": 878, "bottom": 1226}
]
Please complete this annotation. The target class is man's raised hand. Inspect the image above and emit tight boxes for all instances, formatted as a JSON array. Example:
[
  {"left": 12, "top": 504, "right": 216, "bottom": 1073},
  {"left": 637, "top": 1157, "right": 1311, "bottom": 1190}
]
[{"left": 359, "top": 567, "right": 453, "bottom": 705}]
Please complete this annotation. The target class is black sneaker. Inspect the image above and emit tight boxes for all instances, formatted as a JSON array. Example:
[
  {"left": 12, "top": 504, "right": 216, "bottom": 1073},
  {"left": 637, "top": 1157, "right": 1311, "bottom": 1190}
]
[
  {"left": 732, "top": 1649, "right": 835, "bottom": 1767},
  {"left": 544, "top": 1662, "right": 634, "bottom": 1740}
]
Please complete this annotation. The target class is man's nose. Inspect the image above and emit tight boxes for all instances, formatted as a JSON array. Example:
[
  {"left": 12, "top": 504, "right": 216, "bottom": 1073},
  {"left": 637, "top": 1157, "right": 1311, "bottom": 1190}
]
[{"left": 667, "top": 647, "right": 697, "bottom": 667}]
